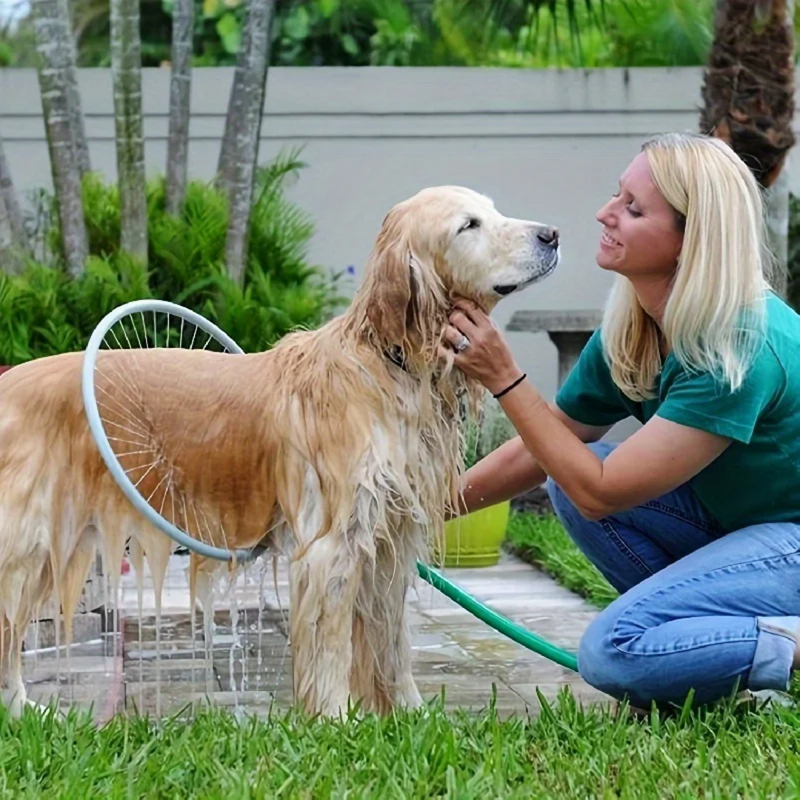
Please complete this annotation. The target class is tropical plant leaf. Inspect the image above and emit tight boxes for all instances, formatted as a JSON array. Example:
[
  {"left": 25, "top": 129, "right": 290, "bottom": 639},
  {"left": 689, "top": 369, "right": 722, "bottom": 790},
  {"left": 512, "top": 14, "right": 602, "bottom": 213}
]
[{"left": 4, "top": 151, "right": 345, "bottom": 365}]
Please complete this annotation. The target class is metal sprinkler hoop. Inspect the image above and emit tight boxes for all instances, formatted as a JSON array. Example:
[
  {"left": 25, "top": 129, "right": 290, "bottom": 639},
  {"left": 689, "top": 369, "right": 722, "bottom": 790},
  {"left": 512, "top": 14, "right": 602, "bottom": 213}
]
[
  {"left": 82, "top": 299, "right": 579, "bottom": 673},
  {"left": 81, "top": 299, "right": 255, "bottom": 563}
]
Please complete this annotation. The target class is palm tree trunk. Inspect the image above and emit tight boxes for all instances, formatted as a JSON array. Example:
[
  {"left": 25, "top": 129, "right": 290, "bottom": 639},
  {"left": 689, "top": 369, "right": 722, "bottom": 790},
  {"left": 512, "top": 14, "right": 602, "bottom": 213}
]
[
  {"left": 165, "top": 0, "right": 193, "bottom": 215},
  {"left": 0, "top": 193, "right": 22, "bottom": 275},
  {"left": 762, "top": 0, "right": 795, "bottom": 297},
  {"left": 61, "top": 0, "right": 91, "bottom": 176},
  {"left": 219, "top": 0, "right": 275, "bottom": 286},
  {"left": 0, "top": 134, "right": 29, "bottom": 253},
  {"left": 700, "top": 0, "right": 795, "bottom": 295},
  {"left": 32, "top": 0, "right": 89, "bottom": 277},
  {"left": 111, "top": 0, "right": 148, "bottom": 263},
  {"left": 216, "top": 8, "right": 254, "bottom": 196},
  {"left": 700, "top": 0, "right": 795, "bottom": 189},
  {"left": 765, "top": 146, "right": 792, "bottom": 296}
]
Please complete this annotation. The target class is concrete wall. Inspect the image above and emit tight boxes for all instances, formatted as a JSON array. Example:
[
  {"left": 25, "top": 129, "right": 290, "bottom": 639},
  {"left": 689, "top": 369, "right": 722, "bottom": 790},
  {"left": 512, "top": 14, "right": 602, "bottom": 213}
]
[{"left": 2, "top": 66, "right": 790, "bottom": 425}]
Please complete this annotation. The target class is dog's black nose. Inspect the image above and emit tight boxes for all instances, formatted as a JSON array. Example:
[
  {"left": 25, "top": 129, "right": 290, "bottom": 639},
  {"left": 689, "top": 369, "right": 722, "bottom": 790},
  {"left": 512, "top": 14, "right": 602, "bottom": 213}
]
[{"left": 537, "top": 227, "right": 559, "bottom": 247}]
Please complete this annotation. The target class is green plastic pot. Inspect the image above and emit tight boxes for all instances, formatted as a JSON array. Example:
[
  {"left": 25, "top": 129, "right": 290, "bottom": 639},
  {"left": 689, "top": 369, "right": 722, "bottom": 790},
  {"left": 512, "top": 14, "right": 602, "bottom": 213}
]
[{"left": 436, "top": 500, "right": 511, "bottom": 568}]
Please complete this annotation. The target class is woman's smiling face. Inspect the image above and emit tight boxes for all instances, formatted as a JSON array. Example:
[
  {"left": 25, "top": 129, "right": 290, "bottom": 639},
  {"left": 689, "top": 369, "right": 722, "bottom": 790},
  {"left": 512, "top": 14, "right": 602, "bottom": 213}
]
[{"left": 595, "top": 151, "right": 685, "bottom": 279}]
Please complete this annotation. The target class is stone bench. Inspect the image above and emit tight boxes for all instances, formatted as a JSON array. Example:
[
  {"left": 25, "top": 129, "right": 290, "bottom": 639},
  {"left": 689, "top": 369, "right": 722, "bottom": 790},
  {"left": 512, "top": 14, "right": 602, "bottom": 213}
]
[{"left": 506, "top": 309, "right": 603, "bottom": 388}]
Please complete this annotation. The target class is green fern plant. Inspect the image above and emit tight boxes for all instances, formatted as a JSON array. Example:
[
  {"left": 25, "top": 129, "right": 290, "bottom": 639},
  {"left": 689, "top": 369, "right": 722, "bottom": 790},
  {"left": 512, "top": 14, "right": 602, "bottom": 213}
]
[{"left": 3, "top": 151, "right": 345, "bottom": 366}]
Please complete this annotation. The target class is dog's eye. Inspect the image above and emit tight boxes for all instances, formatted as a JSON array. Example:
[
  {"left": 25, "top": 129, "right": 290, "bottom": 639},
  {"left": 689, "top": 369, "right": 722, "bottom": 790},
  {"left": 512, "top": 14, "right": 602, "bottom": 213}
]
[{"left": 459, "top": 218, "right": 481, "bottom": 233}]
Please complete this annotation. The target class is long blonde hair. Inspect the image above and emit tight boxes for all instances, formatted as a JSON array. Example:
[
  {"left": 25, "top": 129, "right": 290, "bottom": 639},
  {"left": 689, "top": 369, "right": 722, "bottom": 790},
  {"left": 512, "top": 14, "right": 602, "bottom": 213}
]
[{"left": 602, "top": 132, "right": 775, "bottom": 401}]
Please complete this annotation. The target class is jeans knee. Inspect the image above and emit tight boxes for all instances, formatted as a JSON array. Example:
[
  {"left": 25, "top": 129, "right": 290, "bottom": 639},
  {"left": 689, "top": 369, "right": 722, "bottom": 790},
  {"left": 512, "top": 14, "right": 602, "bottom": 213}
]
[
  {"left": 546, "top": 477, "right": 594, "bottom": 556},
  {"left": 579, "top": 610, "right": 677, "bottom": 709},
  {"left": 578, "top": 614, "right": 628, "bottom": 701},
  {"left": 545, "top": 476, "right": 569, "bottom": 515},
  {"left": 546, "top": 441, "right": 615, "bottom": 519}
]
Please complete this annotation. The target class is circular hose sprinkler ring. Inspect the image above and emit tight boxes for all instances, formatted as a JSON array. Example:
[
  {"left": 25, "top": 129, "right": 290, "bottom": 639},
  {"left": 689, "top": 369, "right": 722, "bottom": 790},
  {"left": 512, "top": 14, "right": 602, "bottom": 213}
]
[
  {"left": 82, "top": 299, "right": 579, "bottom": 670},
  {"left": 81, "top": 299, "right": 256, "bottom": 563}
]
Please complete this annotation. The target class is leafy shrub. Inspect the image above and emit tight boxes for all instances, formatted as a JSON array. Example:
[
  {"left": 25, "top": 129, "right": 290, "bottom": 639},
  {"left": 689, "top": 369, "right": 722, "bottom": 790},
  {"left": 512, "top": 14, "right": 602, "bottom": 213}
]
[{"left": 0, "top": 151, "right": 345, "bottom": 365}]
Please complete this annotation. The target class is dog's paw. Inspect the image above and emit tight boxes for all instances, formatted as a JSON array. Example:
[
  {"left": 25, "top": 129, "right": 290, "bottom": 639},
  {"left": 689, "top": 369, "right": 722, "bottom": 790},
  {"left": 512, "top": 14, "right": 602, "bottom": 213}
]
[
  {"left": 1, "top": 689, "right": 27, "bottom": 719},
  {"left": 21, "top": 698, "right": 65, "bottom": 720}
]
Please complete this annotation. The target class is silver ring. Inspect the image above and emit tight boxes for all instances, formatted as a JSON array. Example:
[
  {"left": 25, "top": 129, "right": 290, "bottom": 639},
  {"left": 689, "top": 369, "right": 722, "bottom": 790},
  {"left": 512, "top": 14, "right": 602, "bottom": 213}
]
[{"left": 454, "top": 334, "right": 471, "bottom": 353}]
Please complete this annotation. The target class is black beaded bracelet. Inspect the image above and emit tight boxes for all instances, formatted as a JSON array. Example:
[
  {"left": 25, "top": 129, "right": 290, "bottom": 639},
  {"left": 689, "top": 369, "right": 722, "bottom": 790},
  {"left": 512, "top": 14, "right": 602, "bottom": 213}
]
[{"left": 493, "top": 373, "right": 527, "bottom": 399}]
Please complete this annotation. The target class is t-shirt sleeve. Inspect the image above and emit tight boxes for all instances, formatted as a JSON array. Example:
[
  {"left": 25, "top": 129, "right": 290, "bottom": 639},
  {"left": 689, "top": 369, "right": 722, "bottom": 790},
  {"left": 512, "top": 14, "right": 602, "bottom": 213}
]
[
  {"left": 656, "top": 347, "right": 784, "bottom": 444},
  {"left": 555, "top": 329, "right": 632, "bottom": 426}
]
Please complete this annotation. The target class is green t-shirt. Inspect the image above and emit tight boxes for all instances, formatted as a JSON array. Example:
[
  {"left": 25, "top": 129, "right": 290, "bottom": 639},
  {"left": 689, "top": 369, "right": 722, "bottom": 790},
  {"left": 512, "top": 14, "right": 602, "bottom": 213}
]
[{"left": 555, "top": 293, "right": 800, "bottom": 532}]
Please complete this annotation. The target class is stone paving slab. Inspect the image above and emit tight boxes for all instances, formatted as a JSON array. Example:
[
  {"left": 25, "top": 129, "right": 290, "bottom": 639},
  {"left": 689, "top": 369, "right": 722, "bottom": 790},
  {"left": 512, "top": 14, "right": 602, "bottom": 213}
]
[{"left": 21, "top": 552, "right": 610, "bottom": 719}]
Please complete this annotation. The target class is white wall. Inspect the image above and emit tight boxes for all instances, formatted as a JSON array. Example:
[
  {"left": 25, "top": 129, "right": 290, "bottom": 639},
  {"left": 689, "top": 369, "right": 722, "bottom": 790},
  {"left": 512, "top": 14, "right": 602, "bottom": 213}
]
[{"left": 3, "top": 65, "right": 792, "bottom": 426}]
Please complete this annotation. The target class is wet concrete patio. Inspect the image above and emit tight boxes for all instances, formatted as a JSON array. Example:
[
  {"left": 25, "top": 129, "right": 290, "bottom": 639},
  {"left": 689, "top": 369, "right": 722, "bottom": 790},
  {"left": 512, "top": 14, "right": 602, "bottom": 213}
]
[{"left": 22, "top": 552, "right": 609, "bottom": 720}]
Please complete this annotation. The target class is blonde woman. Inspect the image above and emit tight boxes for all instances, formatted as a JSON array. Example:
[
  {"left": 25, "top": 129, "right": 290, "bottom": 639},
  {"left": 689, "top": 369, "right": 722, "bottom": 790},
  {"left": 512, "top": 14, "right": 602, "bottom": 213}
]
[{"left": 447, "top": 132, "right": 800, "bottom": 710}]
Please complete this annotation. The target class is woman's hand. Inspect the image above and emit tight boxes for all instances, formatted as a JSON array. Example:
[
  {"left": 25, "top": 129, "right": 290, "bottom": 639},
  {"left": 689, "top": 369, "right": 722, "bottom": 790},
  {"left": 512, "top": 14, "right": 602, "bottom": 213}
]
[{"left": 444, "top": 297, "right": 524, "bottom": 396}]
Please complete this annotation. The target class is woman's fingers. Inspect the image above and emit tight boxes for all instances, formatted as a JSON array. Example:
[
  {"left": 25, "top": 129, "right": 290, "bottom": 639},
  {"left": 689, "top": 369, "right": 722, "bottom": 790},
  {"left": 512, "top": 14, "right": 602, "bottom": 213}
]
[
  {"left": 451, "top": 296, "right": 484, "bottom": 326},
  {"left": 443, "top": 324, "right": 469, "bottom": 350},
  {"left": 448, "top": 308, "right": 479, "bottom": 339}
]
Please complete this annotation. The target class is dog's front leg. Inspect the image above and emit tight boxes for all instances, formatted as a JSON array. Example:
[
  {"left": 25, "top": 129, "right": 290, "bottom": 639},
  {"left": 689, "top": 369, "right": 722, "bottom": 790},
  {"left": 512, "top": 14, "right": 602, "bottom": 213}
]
[
  {"left": 289, "top": 535, "right": 362, "bottom": 718},
  {"left": 0, "top": 616, "right": 26, "bottom": 717},
  {"left": 374, "top": 540, "right": 423, "bottom": 711},
  {"left": 350, "top": 539, "right": 423, "bottom": 714},
  {"left": 386, "top": 591, "right": 424, "bottom": 711}
]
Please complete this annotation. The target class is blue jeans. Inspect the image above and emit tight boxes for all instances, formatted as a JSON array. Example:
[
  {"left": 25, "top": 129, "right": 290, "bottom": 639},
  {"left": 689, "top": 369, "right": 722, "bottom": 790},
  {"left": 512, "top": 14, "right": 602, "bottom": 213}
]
[{"left": 546, "top": 441, "right": 800, "bottom": 708}]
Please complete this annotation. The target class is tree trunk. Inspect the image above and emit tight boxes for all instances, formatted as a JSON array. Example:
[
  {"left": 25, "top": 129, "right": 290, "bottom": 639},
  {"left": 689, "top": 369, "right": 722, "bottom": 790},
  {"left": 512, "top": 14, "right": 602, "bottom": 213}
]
[
  {"left": 61, "top": 0, "right": 91, "bottom": 176},
  {"left": 765, "top": 147, "right": 791, "bottom": 296},
  {"left": 111, "top": 0, "right": 148, "bottom": 263},
  {"left": 216, "top": 7, "right": 254, "bottom": 195},
  {"left": 700, "top": 0, "right": 795, "bottom": 296},
  {"left": 219, "top": 0, "right": 275, "bottom": 286},
  {"left": 32, "top": 0, "right": 89, "bottom": 277},
  {"left": 0, "top": 134, "right": 29, "bottom": 253},
  {"left": 0, "top": 192, "right": 23, "bottom": 275},
  {"left": 762, "top": 0, "right": 795, "bottom": 297},
  {"left": 165, "top": 0, "right": 193, "bottom": 215},
  {"left": 700, "top": 0, "right": 795, "bottom": 189}
]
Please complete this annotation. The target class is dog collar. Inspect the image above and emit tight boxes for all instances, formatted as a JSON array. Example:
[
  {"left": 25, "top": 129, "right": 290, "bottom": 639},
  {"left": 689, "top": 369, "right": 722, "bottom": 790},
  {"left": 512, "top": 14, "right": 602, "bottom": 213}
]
[{"left": 384, "top": 346, "right": 409, "bottom": 373}]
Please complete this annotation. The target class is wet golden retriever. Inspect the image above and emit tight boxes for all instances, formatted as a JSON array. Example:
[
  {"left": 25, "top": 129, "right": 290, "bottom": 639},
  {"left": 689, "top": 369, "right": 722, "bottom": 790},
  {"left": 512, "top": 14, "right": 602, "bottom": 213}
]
[{"left": 0, "top": 186, "right": 559, "bottom": 717}]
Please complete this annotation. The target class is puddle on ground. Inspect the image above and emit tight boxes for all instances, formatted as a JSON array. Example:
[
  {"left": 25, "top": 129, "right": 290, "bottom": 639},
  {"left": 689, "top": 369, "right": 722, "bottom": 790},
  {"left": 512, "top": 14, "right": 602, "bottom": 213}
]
[
  {"left": 22, "top": 606, "right": 293, "bottom": 720},
  {"left": 18, "top": 553, "right": 598, "bottom": 721}
]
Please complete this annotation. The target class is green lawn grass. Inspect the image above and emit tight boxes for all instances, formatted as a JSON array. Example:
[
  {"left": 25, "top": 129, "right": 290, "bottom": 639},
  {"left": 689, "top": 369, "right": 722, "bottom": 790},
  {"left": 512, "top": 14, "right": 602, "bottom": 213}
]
[
  {"left": 506, "top": 511, "right": 620, "bottom": 609},
  {"left": 1, "top": 694, "right": 799, "bottom": 798},
  {"left": 3, "top": 511, "right": 798, "bottom": 798}
]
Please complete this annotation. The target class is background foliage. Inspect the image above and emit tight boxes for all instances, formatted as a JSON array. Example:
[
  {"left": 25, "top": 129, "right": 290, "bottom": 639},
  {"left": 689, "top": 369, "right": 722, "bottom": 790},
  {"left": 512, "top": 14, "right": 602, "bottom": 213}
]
[{"left": 0, "top": 150, "right": 345, "bottom": 364}]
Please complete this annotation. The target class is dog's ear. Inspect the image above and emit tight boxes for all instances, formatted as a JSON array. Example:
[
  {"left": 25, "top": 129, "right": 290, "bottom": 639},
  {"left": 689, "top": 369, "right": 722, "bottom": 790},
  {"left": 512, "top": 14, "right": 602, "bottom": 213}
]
[{"left": 365, "top": 206, "right": 415, "bottom": 347}]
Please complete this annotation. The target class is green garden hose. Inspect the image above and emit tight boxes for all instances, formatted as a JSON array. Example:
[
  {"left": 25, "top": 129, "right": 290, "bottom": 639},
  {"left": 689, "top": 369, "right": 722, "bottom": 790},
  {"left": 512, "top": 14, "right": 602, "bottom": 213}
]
[{"left": 415, "top": 560, "right": 580, "bottom": 672}]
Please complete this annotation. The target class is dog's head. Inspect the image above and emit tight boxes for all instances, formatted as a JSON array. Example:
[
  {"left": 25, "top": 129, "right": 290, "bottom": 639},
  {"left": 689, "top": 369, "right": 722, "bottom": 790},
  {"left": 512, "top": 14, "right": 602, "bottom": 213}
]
[{"left": 358, "top": 186, "right": 560, "bottom": 352}]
